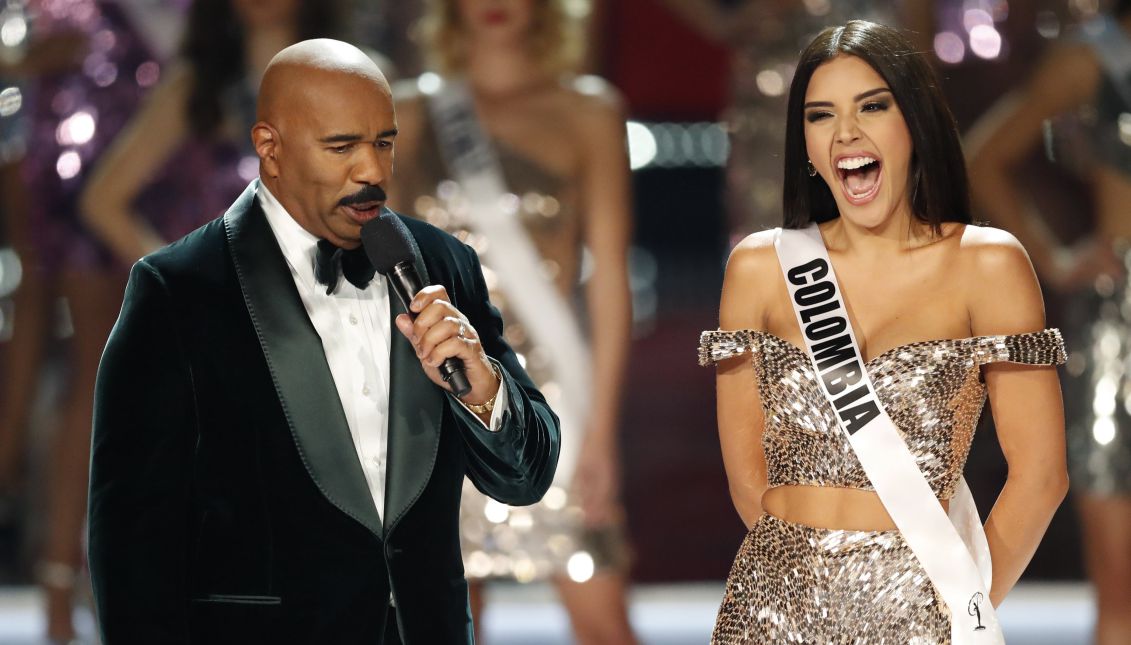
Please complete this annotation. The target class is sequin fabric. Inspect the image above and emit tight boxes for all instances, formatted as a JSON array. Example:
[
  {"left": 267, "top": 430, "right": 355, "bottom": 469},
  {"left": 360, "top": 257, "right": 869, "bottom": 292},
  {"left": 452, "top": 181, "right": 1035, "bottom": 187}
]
[
  {"left": 1062, "top": 256, "right": 1131, "bottom": 495},
  {"left": 699, "top": 329, "right": 1067, "bottom": 498},
  {"left": 23, "top": 0, "right": 158, "bottom": 272},
  {"left": 21, "top": 1, "right": 251, "bottom": 275},
  {"left": 711, "top": 513, "right": 950, "bottom": 644},
  {"left": 396, "top": 95, "right": 630, "bottom": 582},
  {"left": 700, "top": 328, "right": 1066, "bottom": 642}
]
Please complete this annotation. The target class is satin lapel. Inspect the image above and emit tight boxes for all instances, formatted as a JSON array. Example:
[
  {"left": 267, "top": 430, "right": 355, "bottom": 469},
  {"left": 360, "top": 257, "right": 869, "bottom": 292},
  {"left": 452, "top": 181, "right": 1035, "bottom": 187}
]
[
  {"left": 224, "top": 182, "right": 383, "bottom": 538},
  {"left": 384, "top": 215, "right": 444, "bottom": 535}
]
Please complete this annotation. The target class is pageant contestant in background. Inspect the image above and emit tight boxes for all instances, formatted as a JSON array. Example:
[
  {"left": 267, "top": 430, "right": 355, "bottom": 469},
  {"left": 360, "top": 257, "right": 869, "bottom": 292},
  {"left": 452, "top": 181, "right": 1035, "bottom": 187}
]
[
  {"left": 389, "top": 0, "right": 636, "bottom": 642},
  {"left": 700, "top": 21, "right": 1068, "bottom": 642},
  {"left": 0, "top": 1, "right": 89, "bottom": 539},
  {"left": 967, "top": 2, "right": 1131, "bottom": 642},
  {"left": 15, "top": 1, "right": 170, "bottom": 639},
  {"left": 80, "top": 0, "right": 342, "bottom": 267}
]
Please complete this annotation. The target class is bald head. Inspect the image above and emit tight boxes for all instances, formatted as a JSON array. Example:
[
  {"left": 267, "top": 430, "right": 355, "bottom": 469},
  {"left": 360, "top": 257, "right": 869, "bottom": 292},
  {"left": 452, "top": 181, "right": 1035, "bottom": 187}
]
[
  {"left": 251, "top": 38, "right": 398, "bottom": 249},
  {"left": 258, "top": 38, "right": 391, "bottom": 125}
]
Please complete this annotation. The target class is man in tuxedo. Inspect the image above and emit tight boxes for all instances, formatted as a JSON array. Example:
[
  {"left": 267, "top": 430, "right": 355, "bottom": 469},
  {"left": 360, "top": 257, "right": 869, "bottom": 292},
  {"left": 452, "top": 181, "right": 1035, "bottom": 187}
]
[{"left": 87, "top": 39, "right": 560, "bottom": 644}]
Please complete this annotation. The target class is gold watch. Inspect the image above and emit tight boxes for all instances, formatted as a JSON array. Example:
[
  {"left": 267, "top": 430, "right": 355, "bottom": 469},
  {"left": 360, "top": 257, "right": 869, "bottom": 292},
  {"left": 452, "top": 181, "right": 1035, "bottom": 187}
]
[{"left": 464, "top": 362, "right": 502, "bottom": 415}]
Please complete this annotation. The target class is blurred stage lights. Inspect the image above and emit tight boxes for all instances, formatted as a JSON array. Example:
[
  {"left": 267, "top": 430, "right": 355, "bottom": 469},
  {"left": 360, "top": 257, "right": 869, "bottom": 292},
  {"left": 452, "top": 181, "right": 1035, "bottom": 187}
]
[
  {"left": 934, "top": 32, "right": 966, "bottom": 64},
  {"left": 0, "top": 86, "right": 21, "bottom": 117},
  {"left": 566, "top": 551, "right": 595, "bottom": 583},
  {"left": 755, "top": 69, "right": 786, "bottom": 97},
  {"left": 56, "top": 150, "right": 82, "bottom": 180},
  {"left": 625, "top": 121, "right": 729, "bottom": 171},
  {"left": 1036, "top": 11, "right": 1062, "bottom": 39},
  {"left": 416, "top": 71, "right": 442, "bottom": 96},
  {"left": 0, "top": 247, "right": 23, "bottom": 299},
  {"left": 963, "top": 8, "right": 993, "bottom": 32},
  {"left": 969, "top": 24, "right": 1003, "bottom": 59},
  {"left": 56, "top": 110, "right": 96, "bottom": 146},
  {"left": 0, "top": 12, "right": 26, "bottom": 49},
  {"left": 932, "top": 1, "right": 1010, "bottom": 64}
]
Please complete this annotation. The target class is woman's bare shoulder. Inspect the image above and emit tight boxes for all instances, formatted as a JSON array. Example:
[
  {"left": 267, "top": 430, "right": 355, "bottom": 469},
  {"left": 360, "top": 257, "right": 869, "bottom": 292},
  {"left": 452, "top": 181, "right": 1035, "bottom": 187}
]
[
  {"left": 558, "top": 75, "right": 626, "bottom": 124},
  {"left": 958, "top": 225, "right": 1046, "bottom": 333},
  {"left": 720, "top": 230, "right": 781, "bottom": 329},
  {"left": 726, "top": 230, "right": 782, "bottom": 287},
  {"left": 958, "top": 224, "right": 1033, "bottom": 273}
]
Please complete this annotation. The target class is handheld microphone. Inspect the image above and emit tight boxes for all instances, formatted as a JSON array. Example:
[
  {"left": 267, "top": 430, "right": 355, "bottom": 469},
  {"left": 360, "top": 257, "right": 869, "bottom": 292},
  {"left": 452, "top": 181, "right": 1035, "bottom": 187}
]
[{"left": 361, "top": 212, "right": 472, "bottom": 397}]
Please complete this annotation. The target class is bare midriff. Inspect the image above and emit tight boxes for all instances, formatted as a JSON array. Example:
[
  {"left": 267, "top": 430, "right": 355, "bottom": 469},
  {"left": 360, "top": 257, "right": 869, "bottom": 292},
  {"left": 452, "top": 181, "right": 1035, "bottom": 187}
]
[{"left": 762, "top": 485, "right": 950, "bottom": 532}]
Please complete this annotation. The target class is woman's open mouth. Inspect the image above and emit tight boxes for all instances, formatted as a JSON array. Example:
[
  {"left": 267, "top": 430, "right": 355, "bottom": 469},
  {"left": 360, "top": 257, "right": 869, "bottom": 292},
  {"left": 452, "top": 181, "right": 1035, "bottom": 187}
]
[{"left": 836, "top": 155, "right": 883, "bottom": 206}]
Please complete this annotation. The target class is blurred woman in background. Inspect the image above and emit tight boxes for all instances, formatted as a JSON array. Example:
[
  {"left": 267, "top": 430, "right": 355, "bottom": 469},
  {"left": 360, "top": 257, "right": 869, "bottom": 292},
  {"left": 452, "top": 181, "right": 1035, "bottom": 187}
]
[
  {"left": 14, "top": 2, "right": 169, "bottom": 640},
  {"left": 0, "top": 3, "right": 89, "bottom": 540},
  {"left": 967, "top": 2, "right": 1131, "bottom": 642},
  {"left": 81, "top": 0, "right": 343, "bottom": 265},
  {"left": 389, "top": 0, "right": 636, "bottom": 642}
]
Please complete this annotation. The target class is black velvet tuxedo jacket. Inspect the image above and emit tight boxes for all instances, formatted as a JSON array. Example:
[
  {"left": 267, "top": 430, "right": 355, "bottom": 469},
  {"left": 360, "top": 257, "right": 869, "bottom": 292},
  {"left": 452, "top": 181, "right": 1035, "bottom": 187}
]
[{"left": 87, "top": 183, "right": 560, "bottom": 644}]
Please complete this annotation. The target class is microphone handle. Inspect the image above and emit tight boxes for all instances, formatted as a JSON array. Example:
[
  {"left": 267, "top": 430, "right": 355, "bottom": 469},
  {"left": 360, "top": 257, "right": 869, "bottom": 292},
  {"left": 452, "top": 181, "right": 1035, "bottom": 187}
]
[{"left": 389, "top": 263, "right": 472, "bottom": 397}]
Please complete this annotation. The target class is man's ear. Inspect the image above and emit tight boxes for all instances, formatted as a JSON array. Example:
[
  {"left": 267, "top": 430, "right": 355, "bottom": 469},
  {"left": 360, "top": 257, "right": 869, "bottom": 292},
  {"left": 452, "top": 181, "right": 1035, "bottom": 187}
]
[{"left": 251, "top": 121, "right": 281, "bottom": 178}]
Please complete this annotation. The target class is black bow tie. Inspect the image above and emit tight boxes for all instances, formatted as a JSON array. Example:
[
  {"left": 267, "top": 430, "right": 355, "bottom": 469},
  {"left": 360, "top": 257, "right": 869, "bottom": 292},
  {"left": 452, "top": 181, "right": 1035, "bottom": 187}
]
[{"left": 314, "top": 239, "right": 377, "bottom": 295}]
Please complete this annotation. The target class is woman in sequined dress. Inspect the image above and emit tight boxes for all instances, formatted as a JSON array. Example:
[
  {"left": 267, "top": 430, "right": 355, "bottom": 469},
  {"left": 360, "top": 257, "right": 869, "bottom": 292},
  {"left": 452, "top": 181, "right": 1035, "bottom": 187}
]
[
  {"left": 700, "top": 21, "right": 1068, "bottom": 642},
  {"left": 80, "top": 0, "right": 343, "bottom": 265},
  {"left": 0, "top": 3, "right": 89, "bottom": 520},
  {"left": 389, "top": 1, "right": 636, "bottom": 642},
  {"left": 967, "top": 3, "right": 1131, "bottom": 642}
]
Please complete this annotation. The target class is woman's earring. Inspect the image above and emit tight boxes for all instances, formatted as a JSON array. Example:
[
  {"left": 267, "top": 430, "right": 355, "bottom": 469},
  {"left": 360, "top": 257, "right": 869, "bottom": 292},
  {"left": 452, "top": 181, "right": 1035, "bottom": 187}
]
[{"left": 807, "top": 160, "right": 818, "bottom": 177}]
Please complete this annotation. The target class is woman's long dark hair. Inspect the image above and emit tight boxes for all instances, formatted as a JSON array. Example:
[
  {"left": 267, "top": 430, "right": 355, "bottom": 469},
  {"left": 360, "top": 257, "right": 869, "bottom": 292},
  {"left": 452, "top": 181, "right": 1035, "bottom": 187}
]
[
  {"left": 182, "top": 0, "right": 342, "bottom": 136},
  {"left": 782, "top": 20, "right": 971, "bottom": 232}
]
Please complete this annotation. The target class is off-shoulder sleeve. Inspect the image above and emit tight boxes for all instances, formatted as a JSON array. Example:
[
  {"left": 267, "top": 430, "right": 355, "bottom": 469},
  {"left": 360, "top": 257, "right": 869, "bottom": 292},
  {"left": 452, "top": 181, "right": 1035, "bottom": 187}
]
[
  {"left": 699, "top": 329, "right": 760, "bottom": 366},
  {"left": 973, "top": 328, "right": 1067, "bottom": 367}
]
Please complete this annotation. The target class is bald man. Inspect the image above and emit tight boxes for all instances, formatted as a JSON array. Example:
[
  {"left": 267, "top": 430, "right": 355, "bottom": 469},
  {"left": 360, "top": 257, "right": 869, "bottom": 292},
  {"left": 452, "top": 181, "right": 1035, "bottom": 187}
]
[{"left": 87, "top": 39, "right": 560, "bottom": 645}]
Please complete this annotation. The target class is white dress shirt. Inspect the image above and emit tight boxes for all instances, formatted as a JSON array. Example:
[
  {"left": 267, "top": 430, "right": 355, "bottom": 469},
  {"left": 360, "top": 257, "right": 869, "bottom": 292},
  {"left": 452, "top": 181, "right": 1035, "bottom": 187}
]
[{"left": 257, "top": 182, "right": 506, "bottom": 521}]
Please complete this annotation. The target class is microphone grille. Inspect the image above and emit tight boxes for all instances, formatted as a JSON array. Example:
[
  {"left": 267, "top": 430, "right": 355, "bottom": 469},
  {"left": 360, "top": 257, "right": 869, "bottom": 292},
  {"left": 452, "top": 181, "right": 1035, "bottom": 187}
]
[{"left": 361, "top": 211, "right": 416, "bottom": 274}]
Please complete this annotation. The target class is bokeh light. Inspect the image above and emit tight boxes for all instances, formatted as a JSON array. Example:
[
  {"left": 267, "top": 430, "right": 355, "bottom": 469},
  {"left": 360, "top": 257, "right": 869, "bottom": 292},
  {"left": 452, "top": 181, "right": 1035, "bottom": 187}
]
[
  {"left": 0, "top": 13, "right": 26, "bottom": 48},
  {"left": 56, "top": 151, "right": 82, "bottom": 180},
  {"left": 934, "top": 32, "right": 966, "bottom": 64},
  {"left": 135, "top": 61, "right": 161, "bottom": 87},
  {"left": 566, "top": 551, "right": 595, "bottom": 583},
  {"left": 626, "top": 121, "right": 657, "bottom": 170},
  {"left": 969, "top": 24, "right": 1002, "bottom": 59},
  {"left": 0, "top": 86, "right": 22, "bottom": 117},
  {"left": 56, "top": 111, "right": 96, "bottom": 146}
]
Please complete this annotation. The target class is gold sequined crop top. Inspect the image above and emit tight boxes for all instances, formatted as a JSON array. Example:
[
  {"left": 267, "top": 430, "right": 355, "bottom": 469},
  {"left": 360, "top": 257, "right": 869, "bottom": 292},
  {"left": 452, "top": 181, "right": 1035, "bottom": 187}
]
[{"left": 699, "top": 329, "right": 1067, "bottom": 499}]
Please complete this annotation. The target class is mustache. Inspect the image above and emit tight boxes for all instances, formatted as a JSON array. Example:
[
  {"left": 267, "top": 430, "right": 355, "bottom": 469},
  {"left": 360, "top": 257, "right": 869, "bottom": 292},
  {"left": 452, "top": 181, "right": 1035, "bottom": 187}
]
[{"left": 338, "top": 185, "right": 387, "bottom": 207}]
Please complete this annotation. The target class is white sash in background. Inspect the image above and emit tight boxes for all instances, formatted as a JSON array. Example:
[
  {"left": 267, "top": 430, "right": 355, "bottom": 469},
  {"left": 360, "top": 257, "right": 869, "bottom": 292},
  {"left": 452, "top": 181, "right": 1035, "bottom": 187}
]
[
  {"left": 425, "top": 78, "right": 591, "bottom": 484},
  {"left": 775, "top": 226, "right": 1003, "bottom": 644}
]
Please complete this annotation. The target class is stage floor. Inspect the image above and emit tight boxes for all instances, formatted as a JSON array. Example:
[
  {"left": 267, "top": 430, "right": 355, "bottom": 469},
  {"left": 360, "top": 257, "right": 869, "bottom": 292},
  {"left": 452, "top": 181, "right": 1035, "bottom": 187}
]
[{"left": 0, "top": 581, "right": 1094, "bottom": 644}]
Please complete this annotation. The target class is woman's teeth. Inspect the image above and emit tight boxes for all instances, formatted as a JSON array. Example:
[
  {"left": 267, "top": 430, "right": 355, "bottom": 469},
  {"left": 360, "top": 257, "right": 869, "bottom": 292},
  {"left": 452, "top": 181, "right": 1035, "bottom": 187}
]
[{"left": 837, "top": 156, "right": 878, "bottom": 170}]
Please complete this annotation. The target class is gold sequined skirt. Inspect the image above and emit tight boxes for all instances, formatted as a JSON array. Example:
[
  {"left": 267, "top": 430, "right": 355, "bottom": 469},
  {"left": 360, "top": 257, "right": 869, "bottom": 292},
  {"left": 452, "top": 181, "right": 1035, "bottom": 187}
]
[
  {"left": 459, "top": 480, "right": 631, "bottom": 582},
  {"left": 712, "top": 513, "right": 951, "bottom": 644}
]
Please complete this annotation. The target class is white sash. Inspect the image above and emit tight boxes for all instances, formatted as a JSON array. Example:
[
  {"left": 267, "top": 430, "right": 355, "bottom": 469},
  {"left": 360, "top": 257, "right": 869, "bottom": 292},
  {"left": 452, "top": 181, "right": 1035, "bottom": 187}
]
[
  {"left": 774, "top": 226, "right": 1003, "bottom": 644},
  {"left": 425, "top": 78, "right": 591, "bottom": 484}
]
